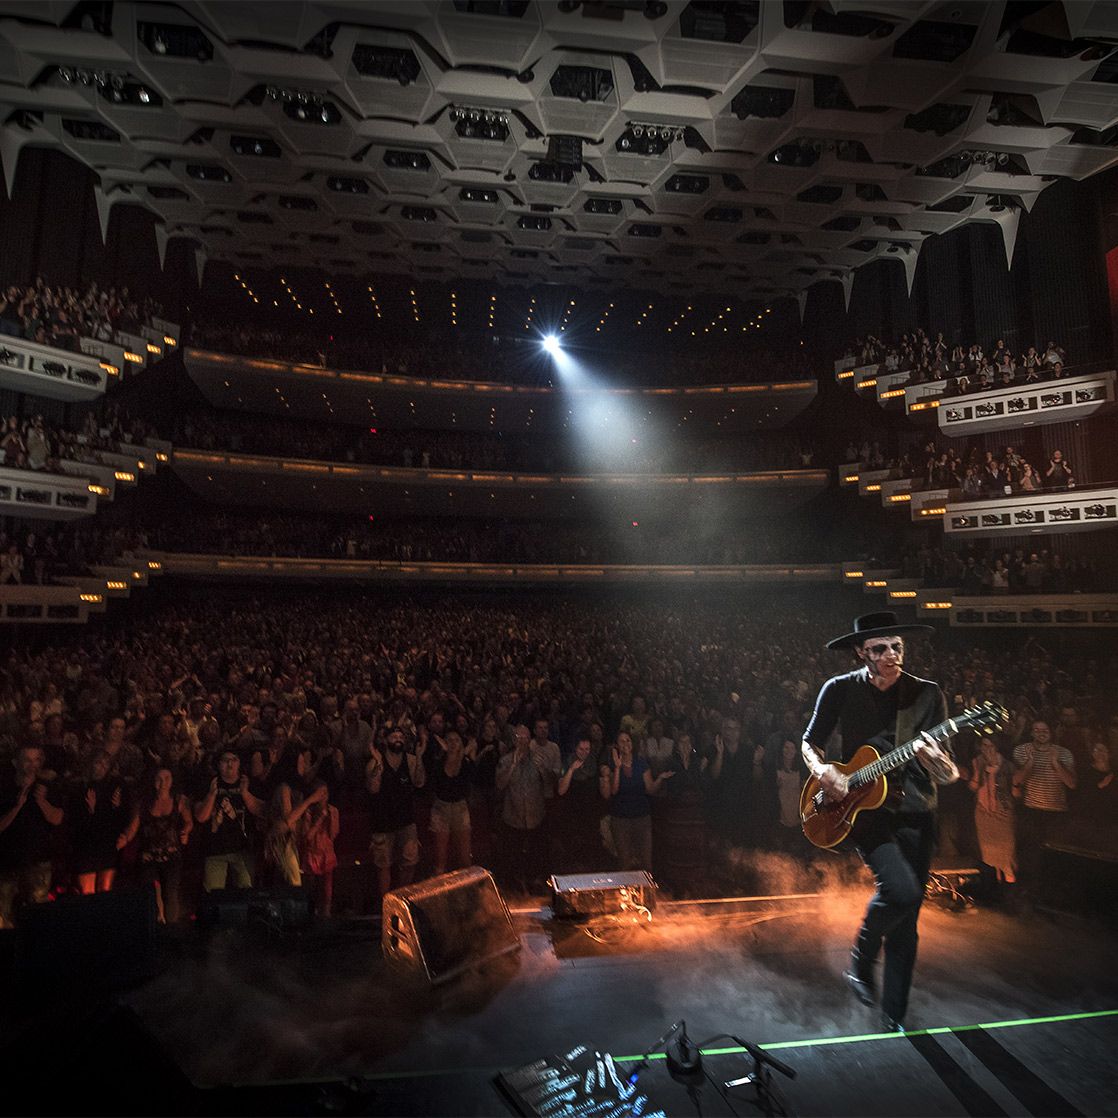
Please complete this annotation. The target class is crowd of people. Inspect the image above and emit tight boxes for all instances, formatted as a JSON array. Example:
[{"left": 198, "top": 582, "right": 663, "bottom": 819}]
[
  {"left": 840, "top": 329, "right": 1072, "bottom": 396},
  {"left": 898, "top": 543, "right": 1102, "bottom": 596},
  {"left": 0, "top": 592, "right": 1113, "bottom": 929},
  {"left": 846, "top": 436, "right": 1081, "bottom": 497},
  {"left": 140, "top": 511, "right": 866, "bottom": 567},
  {"left": 0, "top": 278, "right": 166, "bottom": 351},
  {"left": 172, "top": 409, "right": 818, "bottom": 475},
  {"left": 0, "top": 407, "right": 162, "bottom": 477},
  {"left": 189, "top": 322, "right": 814, "bottom": 388},
  {"left": 0, "top": 524, "right": 142, "bottom": 587}
]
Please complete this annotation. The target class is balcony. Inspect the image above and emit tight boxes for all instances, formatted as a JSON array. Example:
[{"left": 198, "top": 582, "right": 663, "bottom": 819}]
[
  {"left": 170, "top": 449, "right": 830, "bottom": 518},
  {"left": 925, "top": 370, "right": 1115, "bottom": 433},
  {"left": 0, "top": 336, "right": 110, "bottom": 400},
  {"left": 56, "top": 437, "right": 172, "bottom": 504},
  {"left": 838, "top": 563, "right": 1118, "bottom": 629},
  {"left": 944, "top": 484, "right": 1118, "bottom": 538},
  {"left": 0, "top": 466, "right": 97, "bottom": 520},
  {"left": 140, "top": 551, "right": 840, "bottom": 586},
  {"left": 0, "top": 560, "right": 163, "bottom": 624},
  {"left": 0, "top": 585, "right": 106, "bottom": 623},
  {"left": 184, "top": 349, "right": 818, "bottom": 435}
]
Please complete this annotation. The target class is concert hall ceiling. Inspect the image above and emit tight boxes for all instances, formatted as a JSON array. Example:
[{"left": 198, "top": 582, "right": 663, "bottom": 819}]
[{"left": 2, "top": 1, "right": 1118, "bottom": 299}]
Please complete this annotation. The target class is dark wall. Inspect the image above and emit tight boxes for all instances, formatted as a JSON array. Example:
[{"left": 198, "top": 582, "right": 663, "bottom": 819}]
[
  {"left": 803, "top": 174, "right": 1113, "bottom": 364},
  {"left": 0, "top": 147, "right": 197, "bottom": 317}
]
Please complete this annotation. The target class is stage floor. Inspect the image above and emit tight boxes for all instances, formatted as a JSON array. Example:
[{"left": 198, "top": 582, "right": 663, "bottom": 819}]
[{"left": 103, "top": 880, "right": 1118, "bottom": 1116}]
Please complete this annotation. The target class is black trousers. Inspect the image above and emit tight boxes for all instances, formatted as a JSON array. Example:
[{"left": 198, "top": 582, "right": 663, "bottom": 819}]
[{"left": 853, "top": 811, "right": 936, "bottom": 1024}]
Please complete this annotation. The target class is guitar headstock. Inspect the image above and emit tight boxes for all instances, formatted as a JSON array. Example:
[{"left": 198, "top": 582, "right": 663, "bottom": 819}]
[{"left": 957, "top": 701, "right": 1010, "bottom": 734}]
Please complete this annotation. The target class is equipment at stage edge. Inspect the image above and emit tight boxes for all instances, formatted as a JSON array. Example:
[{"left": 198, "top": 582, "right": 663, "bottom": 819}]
[
  {"left": 497, "top": 1022, "right": 797, "bottom": 1117},
  {"left": 496, "top": 1042, "right": 667, "bottom": 1118},
  {"left": 549, "top": 870, "right": 656, "bottom": 942},
  {"left": 382, "top": 865, "right": 519, "bottom": 985}
]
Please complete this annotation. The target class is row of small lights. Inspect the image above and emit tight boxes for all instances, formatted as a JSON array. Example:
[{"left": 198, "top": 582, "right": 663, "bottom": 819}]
[
  {"left": 700, "top": 305, "right": 734, "bottom": 335},
  {"left": 666, "top": 305, "right": 694, "bottom": 334},
  {"left": 281, "top": 276, "right": 313, "bottom": 315},
  {"left": 233, "top": 276, "right": 777, "bottom": 337},
  {"left": 233, "top": 273, "right": 260, "bottom": 305}
]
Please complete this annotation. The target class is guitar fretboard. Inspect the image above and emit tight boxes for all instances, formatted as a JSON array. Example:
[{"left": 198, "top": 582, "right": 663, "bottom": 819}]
[{"left": 848, "top": 718, "right": 959, "bottom": 789}]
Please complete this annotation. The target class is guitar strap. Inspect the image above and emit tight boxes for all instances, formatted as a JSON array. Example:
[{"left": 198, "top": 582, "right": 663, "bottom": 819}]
[
  {"left": 889, "top": 673, "right": 922, "bottom": 809},
  {"left": 894, "top": 673, "right": 919, "bottom": 756}
]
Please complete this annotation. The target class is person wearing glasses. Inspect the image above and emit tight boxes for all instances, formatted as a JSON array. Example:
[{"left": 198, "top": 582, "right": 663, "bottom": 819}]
[{"left": 801, "top": 612, "right": 959, "bottom": 1033}]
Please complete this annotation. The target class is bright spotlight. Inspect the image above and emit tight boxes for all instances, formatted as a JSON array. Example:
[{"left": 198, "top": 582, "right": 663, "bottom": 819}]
[{"left": 542, "top": 334, "right": 561, "bottom": 355}]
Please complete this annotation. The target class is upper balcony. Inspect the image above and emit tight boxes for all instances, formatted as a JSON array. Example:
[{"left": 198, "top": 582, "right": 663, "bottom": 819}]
[
  {"left": 0, "top": 335, "right": 112, "bottom": 401},
  {"left": 171, "top": 448, "right": 829, "bottom": 518},
  {"left": 0, "top": 318, "right": 181, "bottom": 401},
  {"left": 837, "top": 359, "right": 1115, "bottom": 435},
  {"left": 184, "top": 348, "right": 818, "bottom": 435},
  {"left": 0, "top": 464, "right": 98, "bottom": 520}
]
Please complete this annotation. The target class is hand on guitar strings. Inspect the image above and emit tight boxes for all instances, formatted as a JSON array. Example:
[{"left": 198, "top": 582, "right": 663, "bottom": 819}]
[
  {"left": 818, "top": 764, "right": 849, "bottom": 803},
  {"left": 912, "top": 731, "right": 960, "bottom": 785}
]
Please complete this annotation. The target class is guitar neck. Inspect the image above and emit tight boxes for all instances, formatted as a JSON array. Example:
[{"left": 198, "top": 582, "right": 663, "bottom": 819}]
[{"left": 849, "top": 717, "right": 959, "bottom": 788}]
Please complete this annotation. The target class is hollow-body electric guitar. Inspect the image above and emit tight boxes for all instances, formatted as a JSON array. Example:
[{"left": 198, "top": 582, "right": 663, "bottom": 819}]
[{"left": 800, "top": 701, "right": 1007, "bottom": 849}]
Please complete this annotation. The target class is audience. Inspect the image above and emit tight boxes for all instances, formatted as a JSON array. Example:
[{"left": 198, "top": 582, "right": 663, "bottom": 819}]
[
  {"left": 0, "top": 591, "right": 1113, "bottom": 929},
  {"left": 172, "top": 409, "right": 817, "bottom": 474},
  {"left": 142, "top": 511, "right": 879, "bottom": 567},
  {"left": 839, "top": 329, "right": 1072, "bottom": 398},
  {"left": 0, "top": 407, "right": 162, "bottom": 479},
  {"left": 843, "top": 435, "right": 1083, "bottom": 497},
  {"left": 0, "top": 278, "right": 166, "bottom": 351}
]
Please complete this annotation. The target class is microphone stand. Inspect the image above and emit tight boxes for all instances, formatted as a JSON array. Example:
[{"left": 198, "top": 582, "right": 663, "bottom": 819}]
[{"left": 722, "top": 1035, "right": 796, "bottom": 1118}]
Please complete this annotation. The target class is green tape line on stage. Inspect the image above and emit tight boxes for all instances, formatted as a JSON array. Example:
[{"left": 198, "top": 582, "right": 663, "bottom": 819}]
[
  {"left": 610, "top": 1008, "right": 1118, "bottom": 1062},
  {"left": 236, "top": 1009, "right": 1118, "bottom": 1087}
]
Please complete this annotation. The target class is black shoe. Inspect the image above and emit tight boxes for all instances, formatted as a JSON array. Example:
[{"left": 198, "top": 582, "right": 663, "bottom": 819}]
[
  {"left": 843, "top": 970, "right": 876, "bottom": 1007},
  {"left": 880, "top": 1013, "right": 905, "bottom": 1033}
]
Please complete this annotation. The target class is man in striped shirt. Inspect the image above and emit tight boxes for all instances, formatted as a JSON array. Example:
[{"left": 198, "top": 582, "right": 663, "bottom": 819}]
[{"left": 1013, "top": 720, "right": 1076, "bottom": 885}]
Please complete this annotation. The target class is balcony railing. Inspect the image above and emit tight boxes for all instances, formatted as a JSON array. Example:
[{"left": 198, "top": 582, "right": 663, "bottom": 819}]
[
  {"left": 838, "top": 562, "right": 1118, "bottom": 628},
  {"left": 171, "top": 448, "right": 830, "bottom": 516},
  {"left": 140, "top": 551, "right": 841, "bottom": 585},
  {"left": 0, "top": 336, "right": 109, "bottom": 400},
  {"left": 944, "top": 483, "right": 1118, "bottom": 537},
  {"left": 0, "top": 465, "right": 97, "bottom": 519}
]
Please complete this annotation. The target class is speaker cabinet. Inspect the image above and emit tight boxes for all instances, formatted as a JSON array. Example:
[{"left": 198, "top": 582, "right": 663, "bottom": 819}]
[
  {"left": 16, "top": 886, "right": 158, "bottom": 990},
  {"left": 382, "top": 866, "right": 519, "bottom": 984}
]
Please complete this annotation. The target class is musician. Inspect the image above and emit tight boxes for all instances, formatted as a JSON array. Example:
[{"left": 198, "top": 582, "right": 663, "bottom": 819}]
[{"left": 801, "top": 611, "right": 959, "bottom": 1032}]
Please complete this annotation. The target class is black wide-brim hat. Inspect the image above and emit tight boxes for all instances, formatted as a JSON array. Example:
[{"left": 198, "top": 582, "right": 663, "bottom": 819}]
[{"left": 826, "top": 610, "right": 935, "bottom": 651}]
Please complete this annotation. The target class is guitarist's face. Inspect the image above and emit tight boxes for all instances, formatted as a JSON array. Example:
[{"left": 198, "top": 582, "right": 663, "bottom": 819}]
[{"left": 857, "top": 636, "right": 904, "bottom": 684}]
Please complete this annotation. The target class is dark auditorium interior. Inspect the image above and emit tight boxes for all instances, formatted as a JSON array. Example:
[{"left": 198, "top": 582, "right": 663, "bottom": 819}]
[{"left": 2, "top": 2, "right": 1118, "bottom": 1116}]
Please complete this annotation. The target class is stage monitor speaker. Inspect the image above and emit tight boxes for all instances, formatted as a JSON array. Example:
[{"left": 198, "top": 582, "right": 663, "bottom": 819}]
[
  {"left": 549, "top": 870, "right": 657, "bottom": 919},
  {"left": 382, "top": 866, "right": 519, "bottom": 985},
  {"left": 16, "top": 886, "right": 158, "bottom": 990},
  {"left": 547, "top": 134, "right": 583, "bottom": 169}
]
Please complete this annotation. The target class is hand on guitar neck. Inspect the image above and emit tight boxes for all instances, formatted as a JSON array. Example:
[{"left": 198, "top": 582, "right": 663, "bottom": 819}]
[{"left": 911, "top": 731, "right": 959, "bottom": 785}]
